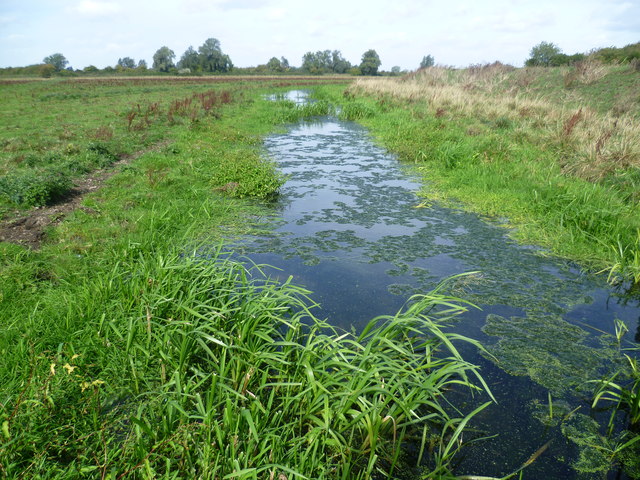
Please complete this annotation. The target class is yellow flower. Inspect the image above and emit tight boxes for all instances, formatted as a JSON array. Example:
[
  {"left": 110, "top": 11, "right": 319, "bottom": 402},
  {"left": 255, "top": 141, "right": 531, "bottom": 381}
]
[{"left": 63, "top": 363, "right": 76, "bottom": 374}]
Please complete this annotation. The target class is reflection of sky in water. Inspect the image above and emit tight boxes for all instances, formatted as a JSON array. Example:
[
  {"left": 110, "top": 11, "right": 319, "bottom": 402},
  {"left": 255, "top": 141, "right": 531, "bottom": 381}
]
[
  {"left": 240, "top": 114, "right": 637, "bottom": 334},
  {"left": 230, "top": 94, "right": 640, "bottom": 479}
]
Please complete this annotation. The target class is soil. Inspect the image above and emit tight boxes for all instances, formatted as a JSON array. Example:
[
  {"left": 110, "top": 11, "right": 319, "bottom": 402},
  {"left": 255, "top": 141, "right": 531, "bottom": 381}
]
[{"left": 0, "top": 143, "right": 167, "bottom": 249}]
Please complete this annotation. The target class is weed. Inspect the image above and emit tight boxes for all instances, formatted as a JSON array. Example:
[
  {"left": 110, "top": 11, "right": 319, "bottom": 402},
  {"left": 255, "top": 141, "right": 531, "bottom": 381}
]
[
  {"left": 0, "top": 168, "right": 73, "bottom": 206},
  {"left": 607, "top": 230, "right": 640, "bottom": 286},
  {"left": 563, "top": 108, "right": 583, "bottom": 137}
]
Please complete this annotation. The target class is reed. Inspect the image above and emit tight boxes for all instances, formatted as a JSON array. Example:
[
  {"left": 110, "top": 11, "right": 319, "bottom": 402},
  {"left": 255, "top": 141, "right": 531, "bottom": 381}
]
[{"left": 0, "top": 247, "right": 492, "bottom": 478}]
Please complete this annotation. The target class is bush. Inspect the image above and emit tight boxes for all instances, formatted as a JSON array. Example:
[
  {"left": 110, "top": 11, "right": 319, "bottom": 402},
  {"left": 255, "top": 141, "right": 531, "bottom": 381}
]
[
  {"left": 210, "top": 151, "right": 284, "bottom": 199},
  {"left": 0, "top": 168, "right": 73, "bottom": 207},
  {"left": 87, "top": 142, "right": 118, "bottom": 164}
]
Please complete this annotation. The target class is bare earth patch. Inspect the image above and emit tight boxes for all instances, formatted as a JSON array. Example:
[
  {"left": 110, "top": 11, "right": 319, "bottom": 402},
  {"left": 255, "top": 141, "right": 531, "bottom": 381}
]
[{"left": 0, "top": 143, "right": 167, "bottom": 249}]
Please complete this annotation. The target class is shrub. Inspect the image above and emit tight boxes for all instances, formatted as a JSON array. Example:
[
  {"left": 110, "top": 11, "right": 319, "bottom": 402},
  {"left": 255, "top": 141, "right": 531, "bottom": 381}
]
[
  {"left": 87, "top": 141, "right": 118, "bottom": 162},
  {"left": 0, "top": 168, "right": 73, "bottom": 207},
  {"left": 210, "top": 151, "right": 284, "bottom": 199}
]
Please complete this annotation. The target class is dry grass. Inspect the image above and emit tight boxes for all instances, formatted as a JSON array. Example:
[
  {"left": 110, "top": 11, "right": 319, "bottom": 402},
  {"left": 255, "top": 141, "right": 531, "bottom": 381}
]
[{"left": 349, "top": 66, "right": 640, "bottom": 182}]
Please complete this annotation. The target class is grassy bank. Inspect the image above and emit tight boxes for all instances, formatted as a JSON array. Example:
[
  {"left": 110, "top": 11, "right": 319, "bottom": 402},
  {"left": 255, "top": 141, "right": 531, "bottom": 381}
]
[
  {"left": 315, "top": 64, "right": 640, "bottom": 285},
  {"left": 0, "top": 78, "right": 493, "bottom": 478}
]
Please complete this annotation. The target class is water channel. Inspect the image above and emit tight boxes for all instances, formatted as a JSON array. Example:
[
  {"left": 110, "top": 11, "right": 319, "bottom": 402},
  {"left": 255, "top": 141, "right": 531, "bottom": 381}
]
[{"left": 232, "top": 91, "right": 640, "bottom": 478}]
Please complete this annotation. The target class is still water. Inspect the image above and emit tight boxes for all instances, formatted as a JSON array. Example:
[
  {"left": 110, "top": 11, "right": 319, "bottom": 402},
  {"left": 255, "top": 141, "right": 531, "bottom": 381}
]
[{"left": 232, "top": 91, "right": 640, "bottom": 478}]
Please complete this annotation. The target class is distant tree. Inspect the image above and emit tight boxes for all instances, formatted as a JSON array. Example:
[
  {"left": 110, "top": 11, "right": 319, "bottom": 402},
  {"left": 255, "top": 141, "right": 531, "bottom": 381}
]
[
  {"left": 302, "top": 50, "right": 350, "bottom": 74},
  {"left": 178, "top": 46, "right": 200, "bottom": 71},
  {"left": 83, "top": 65, "right": 99, "bottom": 73},
  {"left": 359, "top": 49, "right": 381, "bottom": 76},
  {"left": 137, "top": 59, "right": 147, "bottom": 70},
  {"left": 391, "top": 66, "right": 402, "bottom": 75},
  {"left": 548, "top": 52, "right": 586, "bottom": 66},
  {"left": 152, "top": 46, "right": 176, "bottom": 72},
  {"left": 117, "top": 57, "right": 136, "bottom": 69},
  {"left": 39, "top": 64, "right": 56, "bottom": 78},
  {"left": 266, "top": 57, "right": 284, "bottom": 72},
  {"left": 197, "top": 37, "right": 233, "bottom": 73},
  {"left": 525, "top": 41, "right": 562, "bottom": 67},
  {"left": 43, "top": 53, "right": 68, "bottom": 71},
  {"left": 302, "top": 50, "right": 331, "bottom": 74},
  {"left": 419, "top": 55, "right": 435, "bottom": 69},
  {"left": 330, "top": 50, "right": 351, "bottom": 74},
  {"left": 280, "top": 57, "right": 290, "bottom": 70}
]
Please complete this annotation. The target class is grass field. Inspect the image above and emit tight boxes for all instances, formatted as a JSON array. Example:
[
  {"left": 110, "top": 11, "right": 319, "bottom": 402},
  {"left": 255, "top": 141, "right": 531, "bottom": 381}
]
[{"left": 0, "top": 76, "right": 495, "bottom": 479}]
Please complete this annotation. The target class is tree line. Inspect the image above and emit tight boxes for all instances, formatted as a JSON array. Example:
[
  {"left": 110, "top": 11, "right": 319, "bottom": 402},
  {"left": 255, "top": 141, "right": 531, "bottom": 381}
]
[
  {"left": 526, "top": 41, "right": 640, "bottom": 67},
  {"left": 13, "top": 37, "right": 638, "bottom": 79},
  {"left": 1, "top": 37, "right": 428, "bottom": 77}
]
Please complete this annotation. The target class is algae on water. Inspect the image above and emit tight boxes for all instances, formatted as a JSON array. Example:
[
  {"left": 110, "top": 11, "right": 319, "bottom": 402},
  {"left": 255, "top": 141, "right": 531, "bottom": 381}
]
[
  {"left": 482, "top": 313, "right": 619, "bottom": 396},
  {"left": 561, "top": 413, "right": 640, "bottom": 479}
]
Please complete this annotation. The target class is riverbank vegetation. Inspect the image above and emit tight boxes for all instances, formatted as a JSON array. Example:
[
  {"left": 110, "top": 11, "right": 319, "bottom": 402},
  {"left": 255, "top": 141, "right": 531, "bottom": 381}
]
[
  {"left": 0, "top": 77, "right": 497, "bottom": 478},
  {"left": 316, "top": 62, "right": 640, "bottom": 287}
]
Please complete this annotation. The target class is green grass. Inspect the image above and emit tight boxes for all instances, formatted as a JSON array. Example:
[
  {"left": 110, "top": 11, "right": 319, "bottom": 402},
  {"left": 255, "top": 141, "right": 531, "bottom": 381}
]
[
  {"left": 0, "top": 77, "right": 347, "bottom": 214},
  {"left": 1, "top": 244, "right": 492, "bottom": 478},
  {"left": 0, "top": 78, "right": 493, "bottom": 478},
  {"left": 519, "top": 65, "right": 640, "bottom": 117}
]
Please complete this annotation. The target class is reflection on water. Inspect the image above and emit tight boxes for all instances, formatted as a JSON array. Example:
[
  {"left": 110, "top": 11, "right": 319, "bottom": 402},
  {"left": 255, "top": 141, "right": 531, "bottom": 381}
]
[{"left": 232, "top": 93, "right": 640, "bottom": 478}]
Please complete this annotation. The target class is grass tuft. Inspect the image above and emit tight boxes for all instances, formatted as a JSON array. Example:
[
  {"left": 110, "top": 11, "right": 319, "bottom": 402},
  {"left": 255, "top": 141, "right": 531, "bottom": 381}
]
[{"left": 0, "top": 248, "right": 492, "bottom": 478}]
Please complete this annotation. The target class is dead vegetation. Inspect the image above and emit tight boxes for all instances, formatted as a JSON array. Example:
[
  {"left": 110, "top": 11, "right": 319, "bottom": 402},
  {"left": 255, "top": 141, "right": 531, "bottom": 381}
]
[{"left": 349, "top": 64, "right": 640, "bottom": 184}]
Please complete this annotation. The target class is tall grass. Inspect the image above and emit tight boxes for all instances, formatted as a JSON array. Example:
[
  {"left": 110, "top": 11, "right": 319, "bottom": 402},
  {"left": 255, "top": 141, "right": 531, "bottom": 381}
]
[
  {"left": 0, "top": 247, "right": 492, "bottom": 478},
  {"left": 349, "top": 67, "right": 640, "bottom": 184}
]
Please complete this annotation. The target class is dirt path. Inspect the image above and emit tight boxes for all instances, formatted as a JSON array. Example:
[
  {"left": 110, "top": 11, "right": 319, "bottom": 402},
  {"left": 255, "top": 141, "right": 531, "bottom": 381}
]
[{"left": 0, "top": 143, "right": 167, "bottom": 249}]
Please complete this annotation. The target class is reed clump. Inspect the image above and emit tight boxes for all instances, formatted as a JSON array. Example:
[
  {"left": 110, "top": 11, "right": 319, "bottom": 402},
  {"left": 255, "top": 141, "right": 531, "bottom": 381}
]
[{"left": 0, "top": 247, "right": 492, "bottom": 478}]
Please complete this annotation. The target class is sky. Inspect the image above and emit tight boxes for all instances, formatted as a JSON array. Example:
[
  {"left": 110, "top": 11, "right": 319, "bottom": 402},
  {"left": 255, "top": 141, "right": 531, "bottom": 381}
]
[{"left": 0, "top": 0, "right": 638, "bottom": 71}]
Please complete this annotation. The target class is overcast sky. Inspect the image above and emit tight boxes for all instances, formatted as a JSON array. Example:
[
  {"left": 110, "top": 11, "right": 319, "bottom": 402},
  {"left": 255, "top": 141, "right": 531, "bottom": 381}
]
[{"left": 0, "top": 0, "right": 638, "bottom": 71}]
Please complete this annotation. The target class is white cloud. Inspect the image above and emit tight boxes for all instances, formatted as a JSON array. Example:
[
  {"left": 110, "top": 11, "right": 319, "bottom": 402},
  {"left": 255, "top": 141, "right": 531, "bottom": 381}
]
[
  {"left": 183, "top": 0, "right": 270, "bottom": 11},
  {"left": 75, "top": 1, "right": 121, "bottom": 17},
  {"left": 266, "top": 7, "right": 286, "bottom": 21}
]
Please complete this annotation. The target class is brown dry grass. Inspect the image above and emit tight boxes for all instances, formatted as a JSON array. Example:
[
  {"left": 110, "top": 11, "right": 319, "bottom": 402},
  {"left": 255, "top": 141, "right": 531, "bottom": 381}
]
[{"left": 349, "top": 65, "right": 640, "bottom": 182}]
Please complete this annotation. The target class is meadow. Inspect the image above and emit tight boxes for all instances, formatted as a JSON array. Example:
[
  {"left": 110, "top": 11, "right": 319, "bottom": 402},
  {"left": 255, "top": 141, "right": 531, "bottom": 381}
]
[{"left": 0, "top": 76, "right": 494, "bottom": 479}]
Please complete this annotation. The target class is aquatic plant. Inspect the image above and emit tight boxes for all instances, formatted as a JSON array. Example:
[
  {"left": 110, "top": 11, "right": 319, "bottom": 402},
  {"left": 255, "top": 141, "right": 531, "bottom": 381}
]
[
  {"left": 592, "top": 347, "right": 640, "bottom": 428},
  {"left": 607, "top": 230, "right": 640, "bottom": 286},
  {"left": 271, "top": 97, "right": 332, "bottom": 123},
  {"left": 339, "top": 101, "right": 377, "bottom": 120}
]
